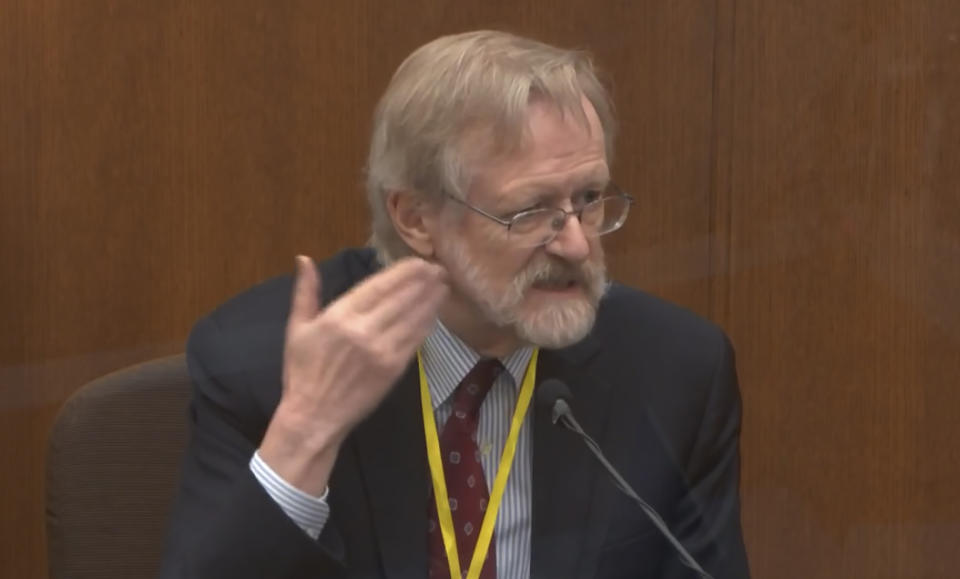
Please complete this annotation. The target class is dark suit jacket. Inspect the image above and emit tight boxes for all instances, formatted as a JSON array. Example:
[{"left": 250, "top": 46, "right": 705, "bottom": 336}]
[{"left": 159, "top": 247, "right": 750, "bottom": 579}]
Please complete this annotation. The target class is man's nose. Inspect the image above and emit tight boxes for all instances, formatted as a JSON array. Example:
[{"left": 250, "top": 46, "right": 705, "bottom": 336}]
[{"left": 544, "top": 213, "right": 591, "bottom": 263}]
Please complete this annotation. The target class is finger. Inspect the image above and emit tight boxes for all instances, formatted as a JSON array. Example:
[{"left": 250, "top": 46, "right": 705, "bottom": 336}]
[
  {"left": 289, "top": 255, "right": 321, "bottom": 324},
  {"left": 334, "top": 257, "right": 446, "bottom": 314},
  {"left": 380, "top": 277, "right": 449, "bottom": 349},
  {"left": 370, "top": 273, "right": 449, "bottom": 331}
]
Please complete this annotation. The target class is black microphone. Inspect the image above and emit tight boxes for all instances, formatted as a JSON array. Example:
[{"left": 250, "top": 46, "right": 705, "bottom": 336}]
[{"left": 536, "top": 379, "right": 713, "bottom": 579}]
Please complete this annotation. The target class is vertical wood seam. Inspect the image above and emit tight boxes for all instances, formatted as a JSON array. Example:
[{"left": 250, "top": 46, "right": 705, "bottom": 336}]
[{"left": 708, "top": 0, "right": 737, "bottom": 327}]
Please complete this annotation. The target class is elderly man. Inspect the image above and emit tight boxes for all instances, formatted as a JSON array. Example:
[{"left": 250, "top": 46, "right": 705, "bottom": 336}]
[{"left": 160, "top": 30, "right": 749, "bottom": 579}]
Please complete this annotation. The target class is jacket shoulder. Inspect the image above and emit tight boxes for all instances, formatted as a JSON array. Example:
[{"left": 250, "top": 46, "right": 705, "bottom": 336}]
[
  {"left": 597, "top": 283, "right": 730, "bottom": 353},
  {"left": 202, "top": 246, "right": 380, "bottom": 332},
  {"left": 591, "top": 283, "right": 734, "bottom": 406},
  {"left": 184, "top": 247, "right": 379, "bottom": 418}
]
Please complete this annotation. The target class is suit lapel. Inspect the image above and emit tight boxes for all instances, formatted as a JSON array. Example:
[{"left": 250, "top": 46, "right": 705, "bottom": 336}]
[
  {"left": 353, "top": 362, "right": 429, "bottom": 579},
  {"left": 530, "top": 337, "right": 619, "bottom": 579}
]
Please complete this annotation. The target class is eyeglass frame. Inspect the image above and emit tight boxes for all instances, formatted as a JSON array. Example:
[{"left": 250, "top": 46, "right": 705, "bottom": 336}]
[{"left": 442, "top": 182, "right": 634, "bottom": 246}]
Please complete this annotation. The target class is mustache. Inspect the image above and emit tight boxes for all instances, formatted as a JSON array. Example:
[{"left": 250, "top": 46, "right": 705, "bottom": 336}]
[{"left": 517, "top": 256, "right": 604, "bottom": 289}]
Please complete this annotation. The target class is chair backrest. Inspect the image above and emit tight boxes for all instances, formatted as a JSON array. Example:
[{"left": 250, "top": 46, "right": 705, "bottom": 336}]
[{"left": 46, "top": 354, "right": 191, "bottom": 579}]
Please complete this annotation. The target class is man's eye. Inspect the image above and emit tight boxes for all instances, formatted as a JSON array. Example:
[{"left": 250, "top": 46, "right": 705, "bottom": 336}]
[
  {"left": 505, "top": 204, "right": 545, "bottom": 219},
  {"left": 577, "top": 190, "right": 603, "bottom": 205}
]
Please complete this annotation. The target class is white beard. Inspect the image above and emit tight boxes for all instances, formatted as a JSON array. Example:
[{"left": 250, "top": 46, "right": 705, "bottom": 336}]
[{"left": 438, "top": 233, "right": 608, "bottom": 349}]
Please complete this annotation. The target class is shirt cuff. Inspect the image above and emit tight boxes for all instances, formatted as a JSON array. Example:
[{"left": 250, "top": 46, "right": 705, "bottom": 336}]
[{"left": 250, "top": 450, "right": 330, "bottom": 540}]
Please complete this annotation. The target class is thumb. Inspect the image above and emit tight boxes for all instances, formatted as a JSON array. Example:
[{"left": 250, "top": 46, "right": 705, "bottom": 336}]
[{"left": 289, "top": 255, "right": 321, "bottom": 324}]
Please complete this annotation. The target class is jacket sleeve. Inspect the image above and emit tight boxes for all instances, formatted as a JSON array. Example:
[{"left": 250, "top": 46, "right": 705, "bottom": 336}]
[
  {"left": 660, "top": 332, "right": 751, "bottom": 579},
  {"left": 158, "top": 315, "right": 345, "bottom": 579}
]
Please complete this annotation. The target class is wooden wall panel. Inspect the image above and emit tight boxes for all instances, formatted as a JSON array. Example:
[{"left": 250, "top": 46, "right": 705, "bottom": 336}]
[
  {"left": 714, "top": 0, "right": 960, "bottom": 577},
  {"left": 0, "top": 1, "right": 717, "bottom": 577}
]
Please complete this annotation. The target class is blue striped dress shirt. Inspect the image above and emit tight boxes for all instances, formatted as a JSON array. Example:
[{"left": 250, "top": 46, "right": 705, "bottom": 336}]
[{"left": 251, "top": 320, "right": 535, "bottom": 579}]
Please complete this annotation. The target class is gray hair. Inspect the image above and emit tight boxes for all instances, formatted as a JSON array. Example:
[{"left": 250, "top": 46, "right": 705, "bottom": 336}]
[{"left": 365, "top": 30, "right": 617, "bottom": 264}]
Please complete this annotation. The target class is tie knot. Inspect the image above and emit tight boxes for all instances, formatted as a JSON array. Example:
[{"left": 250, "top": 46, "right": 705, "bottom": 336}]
[{"left": 451, "top": 358, "right": 503, "bottom": 417}]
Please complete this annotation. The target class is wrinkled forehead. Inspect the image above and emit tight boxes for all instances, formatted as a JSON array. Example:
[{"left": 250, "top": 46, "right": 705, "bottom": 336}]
[
  {"left": 461, "top": 93, "right": 604, "bottom": 157},
  {"left": 520, "top": 95, "right": 606, "bottom": 163},
  {"left": 460, "top": 96, "right": 609, "bottom": 199}
]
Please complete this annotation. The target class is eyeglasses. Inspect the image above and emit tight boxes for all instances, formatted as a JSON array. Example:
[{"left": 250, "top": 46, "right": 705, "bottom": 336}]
[{"left": 445, "top": 183, "right": 634, "bottom": 248}]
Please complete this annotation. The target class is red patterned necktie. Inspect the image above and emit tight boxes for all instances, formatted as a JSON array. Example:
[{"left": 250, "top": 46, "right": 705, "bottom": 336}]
[{"left": 427, "top": 358, "right": 503, "bottom": 579}]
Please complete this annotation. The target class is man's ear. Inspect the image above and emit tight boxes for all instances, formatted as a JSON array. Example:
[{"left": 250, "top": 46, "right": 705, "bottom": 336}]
[{"left": 385, "top": 190, "right": 437, "bottom": 257}]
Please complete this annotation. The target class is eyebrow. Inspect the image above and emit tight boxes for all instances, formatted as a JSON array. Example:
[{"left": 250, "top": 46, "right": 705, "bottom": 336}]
[{"left": 503, "top": 169, "right": 611, "bottom": 207}]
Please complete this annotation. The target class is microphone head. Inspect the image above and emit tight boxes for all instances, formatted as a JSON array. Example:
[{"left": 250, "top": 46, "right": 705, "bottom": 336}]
[
  {"left": 536, "top": 378, "right": 573, "bottom": 408},
  {"left": 537, "top": 379, "right": 574, "bottom": 425}
]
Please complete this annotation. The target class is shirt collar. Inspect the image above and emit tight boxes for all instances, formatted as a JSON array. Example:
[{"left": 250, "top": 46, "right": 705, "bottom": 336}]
[{"left": 419, "top": 320, "right": 534, "bottom": 411}]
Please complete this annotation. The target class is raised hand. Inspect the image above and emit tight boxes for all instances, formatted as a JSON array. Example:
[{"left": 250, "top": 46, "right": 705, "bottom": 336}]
[{"left": 259, "top": 255, "right": 449, "bottom": 495}]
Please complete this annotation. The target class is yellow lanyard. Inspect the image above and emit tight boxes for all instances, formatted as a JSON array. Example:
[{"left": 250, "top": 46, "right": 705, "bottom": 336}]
[{"left": 418, "top": 348, "right": 539, "bottom": 579}]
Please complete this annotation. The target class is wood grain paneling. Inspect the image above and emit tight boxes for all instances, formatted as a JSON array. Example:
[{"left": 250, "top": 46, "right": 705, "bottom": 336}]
[
  {"left": 713, "top": 0, "right": 960, "bottom": 577},
  {"left": 10, "top": 0, "right": 958, "bottom": 576},
  {"left": 0, "top": 1, "right": 717, "bottom": 576}
]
